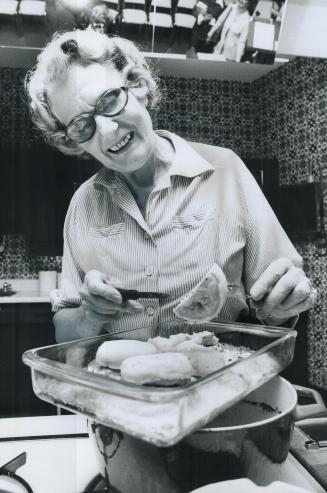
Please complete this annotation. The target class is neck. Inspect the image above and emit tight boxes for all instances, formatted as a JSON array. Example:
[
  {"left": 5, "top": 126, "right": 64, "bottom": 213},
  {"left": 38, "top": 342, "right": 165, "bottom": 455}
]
[{"left": 121, "top": 133, "right": 175, "bottom": 193}]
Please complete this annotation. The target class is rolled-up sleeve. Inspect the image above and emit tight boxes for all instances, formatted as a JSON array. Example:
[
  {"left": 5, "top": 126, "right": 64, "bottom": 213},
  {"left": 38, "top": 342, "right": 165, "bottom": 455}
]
[{"left": 51, "top": 197, "right": 84, "bottom": 312}]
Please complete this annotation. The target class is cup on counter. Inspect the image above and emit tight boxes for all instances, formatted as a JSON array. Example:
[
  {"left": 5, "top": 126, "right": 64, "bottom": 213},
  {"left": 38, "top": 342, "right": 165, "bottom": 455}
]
[
  {"left": 38, "top": 271, "right": 57, "bottom": 295},
  {"left": 57, "top": 272, "right": 62, "bottom": 290}
]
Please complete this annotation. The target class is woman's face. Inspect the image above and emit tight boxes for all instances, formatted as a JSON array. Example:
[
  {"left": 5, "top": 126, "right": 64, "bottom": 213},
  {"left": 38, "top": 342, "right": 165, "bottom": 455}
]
[{"left": 48, "top": 62, "right": 156, "bottom": 174}]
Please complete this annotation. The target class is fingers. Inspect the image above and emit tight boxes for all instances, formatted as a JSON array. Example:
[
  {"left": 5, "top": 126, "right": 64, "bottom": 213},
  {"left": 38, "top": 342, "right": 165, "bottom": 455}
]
[
  {"left": 262, "top": 292, "right": 317, "bottom": 322},
  {"left": 254, "top": 266, "right": 304, "bottom": 317},
  {"left": 280, "top": 278, "right": 312, "bottom": 310},
  {"left": 250, "top": 257, "right": 294, "bottom": 301},
  {"left": 83, "top": 306, "right": 124, "bottom": 322},
  {"left": 81, "top": 270, "right": 144, "bottom": 316},
  {"left": 84, "top": 270, "right": 122, "bottom": 303},
  {"left": 80, "top": 289, "right": 122, "bottom": 314},
  {"left": 255, "top": 284, "right": 317, "bottom": 321},
  {"left": 249, "top": 258, "right": 317, "bottom": 322}
]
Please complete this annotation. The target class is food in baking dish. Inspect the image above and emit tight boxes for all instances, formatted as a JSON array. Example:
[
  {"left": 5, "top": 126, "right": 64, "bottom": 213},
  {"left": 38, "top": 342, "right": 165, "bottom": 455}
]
[
  {"left": 120, "top": 352, "right": 193, "bottom": 386},
  {"left": 95, "top": 340, "right": 157, "bottom": 370},
  {"left": 89, "top": 330, "right": 252, "bottom": 386}
]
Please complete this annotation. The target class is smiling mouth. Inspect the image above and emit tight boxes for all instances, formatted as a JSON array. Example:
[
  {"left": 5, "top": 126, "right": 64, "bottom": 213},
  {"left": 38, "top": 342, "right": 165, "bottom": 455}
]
[{"left": 108, "top": 132, "right": 134, "bottom": 153}]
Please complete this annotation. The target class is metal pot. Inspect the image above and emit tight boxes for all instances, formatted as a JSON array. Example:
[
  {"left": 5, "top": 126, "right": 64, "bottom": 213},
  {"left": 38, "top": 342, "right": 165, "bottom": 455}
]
[{"left": 89, "top": 376, "right": 297, "bottom": 493}]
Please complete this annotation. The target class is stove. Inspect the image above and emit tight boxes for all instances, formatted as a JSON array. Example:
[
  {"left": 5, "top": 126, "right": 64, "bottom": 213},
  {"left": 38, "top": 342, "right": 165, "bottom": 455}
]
[
  {"left": 0, "top": 415, "right": 325, "bottom": 493},
  {"left": 0, "top": 415, "right": 99, "bottom": 493}
]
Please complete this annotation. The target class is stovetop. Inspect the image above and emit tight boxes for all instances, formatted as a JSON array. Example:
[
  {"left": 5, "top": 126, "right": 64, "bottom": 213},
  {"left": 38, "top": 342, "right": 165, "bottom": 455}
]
[
  {"left": 0, "top": 415, "right": 99, "bottom": 493},
  {"left": 0, "top": 415, "right": 325, "bottom": 493}
]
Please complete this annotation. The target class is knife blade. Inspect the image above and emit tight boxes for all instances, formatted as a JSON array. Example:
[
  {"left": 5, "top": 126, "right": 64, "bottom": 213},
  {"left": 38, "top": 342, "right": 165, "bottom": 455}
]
[{"left": 116, "top": 288, "right": 171, "bottom": 302}]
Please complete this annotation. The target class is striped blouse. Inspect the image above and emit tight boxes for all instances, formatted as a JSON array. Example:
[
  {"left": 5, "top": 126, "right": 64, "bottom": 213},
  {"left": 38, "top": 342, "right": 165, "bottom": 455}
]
[{"left": 51, "top": 131, "right": 302, "bottom": 334}]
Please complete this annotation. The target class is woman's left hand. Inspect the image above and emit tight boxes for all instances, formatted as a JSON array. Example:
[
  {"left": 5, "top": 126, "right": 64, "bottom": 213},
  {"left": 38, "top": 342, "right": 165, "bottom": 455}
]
[{"left": 249, "top": 257, "right": 317, "bottom": 325}]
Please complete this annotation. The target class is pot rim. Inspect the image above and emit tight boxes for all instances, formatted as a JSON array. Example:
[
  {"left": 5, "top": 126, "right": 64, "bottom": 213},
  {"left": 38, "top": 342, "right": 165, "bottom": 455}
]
[{"left": 198, "top": 376, "right": 297, "bottom": 433}]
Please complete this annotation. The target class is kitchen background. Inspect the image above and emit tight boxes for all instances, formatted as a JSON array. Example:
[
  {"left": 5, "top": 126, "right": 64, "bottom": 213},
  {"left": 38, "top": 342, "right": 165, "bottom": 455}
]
[{"left": 0, "top": 24, "right": 326, "bottom": 391}]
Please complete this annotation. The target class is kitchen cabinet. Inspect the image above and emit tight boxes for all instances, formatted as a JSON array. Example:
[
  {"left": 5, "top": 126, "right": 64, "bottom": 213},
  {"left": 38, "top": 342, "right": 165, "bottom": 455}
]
[
  {"left": 24, "top": 145, "right": 100, "bottom": 256},
  {"left": 0, "top": 303, "right": 56, "bottom": 417},
  {"left": 281, "top": 311, "right": 310, "bottom": 387},
  {"left": 0, "top": 146, "right": 27, "bottom": 233},
  {"left": 242, "top": 156, "right": 279, "bottom": 213},
  {"left": 0, "top": 144, "right": 99, "bottom": 254}
]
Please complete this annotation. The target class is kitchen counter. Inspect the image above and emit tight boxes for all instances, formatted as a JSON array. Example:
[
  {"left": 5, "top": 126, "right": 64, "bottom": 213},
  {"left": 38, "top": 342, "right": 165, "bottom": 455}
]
[
  {"left": 0, "top": 279, "right": 51, "bottom": 303},
  {"left": 0, "top": 291, "right": 50, "bottom": 303}
]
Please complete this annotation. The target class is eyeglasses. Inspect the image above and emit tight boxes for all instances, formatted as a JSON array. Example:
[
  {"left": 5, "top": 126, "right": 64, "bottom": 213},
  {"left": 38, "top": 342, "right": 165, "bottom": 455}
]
[{"left": 64, "top": 86, "right": 128, "bottom": 144}]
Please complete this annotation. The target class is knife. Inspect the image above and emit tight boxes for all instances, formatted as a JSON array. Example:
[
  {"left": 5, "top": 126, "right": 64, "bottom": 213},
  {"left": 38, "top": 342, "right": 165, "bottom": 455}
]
[{"left": 117, "top": 288, "right": 171, "bottom": 302}]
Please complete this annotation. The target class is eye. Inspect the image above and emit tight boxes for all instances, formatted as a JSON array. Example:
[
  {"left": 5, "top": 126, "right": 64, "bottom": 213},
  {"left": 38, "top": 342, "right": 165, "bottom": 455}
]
[
  {"left": 97, "top": 88, "right": 126, "bottom": 115},
  {"left": 67, "top": 116, "right": 95, "bottom": 142},
  {"left": 72, "top": 118, "right": 90, "bottom": 132}
]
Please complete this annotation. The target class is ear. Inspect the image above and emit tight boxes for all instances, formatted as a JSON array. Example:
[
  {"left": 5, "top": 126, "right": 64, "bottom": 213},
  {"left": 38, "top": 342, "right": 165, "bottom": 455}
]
[
  {"left": 129, "top": 79, "right": 149, "bottom": 107},
  {"left": 122, "top": 64, "right": 150, "bottom": 106}
]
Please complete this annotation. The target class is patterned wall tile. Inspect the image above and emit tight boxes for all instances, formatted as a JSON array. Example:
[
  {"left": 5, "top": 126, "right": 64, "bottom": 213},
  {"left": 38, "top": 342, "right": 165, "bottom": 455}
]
[
  {"left": 252, "top": 57, "right": 327, "bottom": 389},
  {"left": 0, "top": 235, "right": 62, "bottom": 279},
  {"left": 152, "top": 77, "right": 256, "bottom": 157}
]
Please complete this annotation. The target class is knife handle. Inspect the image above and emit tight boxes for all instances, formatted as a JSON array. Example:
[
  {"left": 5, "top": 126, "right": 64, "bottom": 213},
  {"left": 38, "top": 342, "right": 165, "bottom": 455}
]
[{"left": 116, "top": 288, "right": 140, "bottom": 302}]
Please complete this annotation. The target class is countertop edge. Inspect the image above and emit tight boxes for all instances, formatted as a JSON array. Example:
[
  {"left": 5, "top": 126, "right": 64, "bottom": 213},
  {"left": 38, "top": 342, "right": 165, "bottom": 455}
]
[{"left": 0, "top": 292, "right": 50, "bottom": 303}]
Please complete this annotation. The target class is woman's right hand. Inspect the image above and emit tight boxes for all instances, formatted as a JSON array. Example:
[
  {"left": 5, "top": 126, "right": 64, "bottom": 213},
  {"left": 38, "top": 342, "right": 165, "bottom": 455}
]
[{"left": 79, "top": 269, "right": 144, "bottom": 327}]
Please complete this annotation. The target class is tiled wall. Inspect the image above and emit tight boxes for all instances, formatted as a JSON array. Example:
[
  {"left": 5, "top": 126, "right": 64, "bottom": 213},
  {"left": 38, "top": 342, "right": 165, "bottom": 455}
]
[
  {"left": 153, "top": 77, "right": 256, "bottom": 157},
  {"left": 252, "top": 58, "right": 327, "bottom": 389},
  {"left": 0, "top": 234, "right": 62, "bottom": 279},
  {"left": 0, "top": 58, "right": 326, "bottom": 388}
]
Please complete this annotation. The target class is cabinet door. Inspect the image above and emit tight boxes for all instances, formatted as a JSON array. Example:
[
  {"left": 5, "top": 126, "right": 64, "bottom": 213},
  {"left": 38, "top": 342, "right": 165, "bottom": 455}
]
[
  {"left": 281, "top": 311, "right": 309, "bottom": 386},
  {"left": 0, "top": 305, "right": 16, "bottom": 417},
  {"left": 15, "top": 304, "right": 57, "bottom": 417},
  {"left": 0, "top": 146, "right": 25, "bottom": 233},
  {"left": 24, "top": 145, "right": 99, "bottom": 256},
  {"left": 0, "top": 304, "right": 57, "bottom": 418},
  {"left": 242, "top": 157, "right": 280, "bottom": 215}
]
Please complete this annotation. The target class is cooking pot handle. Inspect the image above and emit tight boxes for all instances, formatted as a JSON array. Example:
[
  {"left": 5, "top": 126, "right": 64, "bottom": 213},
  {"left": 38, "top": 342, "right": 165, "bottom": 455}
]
[{"left": 293, "top": 385, "right": 327, "bottom": 421}]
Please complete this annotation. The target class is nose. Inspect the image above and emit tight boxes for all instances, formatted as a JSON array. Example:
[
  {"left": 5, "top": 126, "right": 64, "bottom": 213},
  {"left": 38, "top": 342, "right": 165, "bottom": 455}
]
[{"left": 94, "top": 114, "right": 119, "bottom": 138}]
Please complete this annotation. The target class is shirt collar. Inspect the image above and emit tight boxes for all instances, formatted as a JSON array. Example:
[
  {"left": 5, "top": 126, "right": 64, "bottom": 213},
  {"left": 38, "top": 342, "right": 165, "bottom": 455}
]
[
  {"left": 93, "top": 167, "right": 115, "bottom": 191},
  {"left": 164, "top": 131, "right": 215, "bottom": 178},
  {"left": 93, "top": 130, "right": 215, "bottom": 191},
  {"left": 154, "top": 130, "right": 215, "bottom": 190}
]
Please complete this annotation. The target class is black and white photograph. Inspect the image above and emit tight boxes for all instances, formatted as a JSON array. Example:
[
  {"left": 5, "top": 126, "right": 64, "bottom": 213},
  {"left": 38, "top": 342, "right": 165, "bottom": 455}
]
[{"left": 0, "top": 0, "right": 326, "bottom": 492}]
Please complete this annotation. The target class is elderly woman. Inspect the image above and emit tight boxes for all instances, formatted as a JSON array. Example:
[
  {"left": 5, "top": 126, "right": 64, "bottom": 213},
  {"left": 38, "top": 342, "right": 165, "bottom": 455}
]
[{"left": 25, "top": 30, "right": 316, "bottom": 344}]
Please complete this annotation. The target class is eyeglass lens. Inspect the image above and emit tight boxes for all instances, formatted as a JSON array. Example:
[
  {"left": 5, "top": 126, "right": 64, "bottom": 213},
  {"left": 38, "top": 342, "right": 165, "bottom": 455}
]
[{"left": 66, "top": 87, "right": 128, "bottom": 143}]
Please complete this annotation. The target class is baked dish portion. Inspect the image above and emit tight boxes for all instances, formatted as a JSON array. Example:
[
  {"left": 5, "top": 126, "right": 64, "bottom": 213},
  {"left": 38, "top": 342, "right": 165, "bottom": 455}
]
[
  {"left": 88, "top": 330, "right": 253, "bottom": 387},
  {"left": 121, "top": 352, "right": 193, "bottom": 386}
]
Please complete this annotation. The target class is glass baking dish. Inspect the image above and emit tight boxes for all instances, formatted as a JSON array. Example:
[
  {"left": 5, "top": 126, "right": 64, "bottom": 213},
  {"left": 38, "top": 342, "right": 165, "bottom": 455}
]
[{"left": 23, "top": 320, "right": 296, "bottom": 447}]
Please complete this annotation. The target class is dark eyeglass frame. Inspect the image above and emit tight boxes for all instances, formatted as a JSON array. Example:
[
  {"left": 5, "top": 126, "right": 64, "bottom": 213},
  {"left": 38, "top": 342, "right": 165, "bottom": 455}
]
[{"left": 64, "top": 86, "right": 128, "bottom": 144}]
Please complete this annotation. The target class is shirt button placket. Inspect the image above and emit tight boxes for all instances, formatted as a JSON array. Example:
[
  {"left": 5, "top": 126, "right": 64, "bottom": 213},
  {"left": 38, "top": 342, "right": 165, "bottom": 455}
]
[
  {"left": 146, "top": 306, "right": 155, "bottom": 317},
  {"left": 143, "top": 197, "right": 159, "bottom": 321}
]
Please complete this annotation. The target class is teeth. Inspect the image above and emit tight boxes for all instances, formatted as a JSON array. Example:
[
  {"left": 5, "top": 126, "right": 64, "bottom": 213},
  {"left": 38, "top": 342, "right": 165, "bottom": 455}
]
[{"left": 109, "top": 133, "right": 132, "bottom": 152}]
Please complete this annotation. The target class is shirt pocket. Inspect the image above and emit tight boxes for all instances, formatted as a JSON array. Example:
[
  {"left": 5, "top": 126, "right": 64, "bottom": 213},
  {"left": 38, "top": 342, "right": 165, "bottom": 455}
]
[
  {"left": 172, "top": 208, "right": 216, "bottom": 230},
  {"left": 89, "top": 223, "right": 126, "bottom": 238}
]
